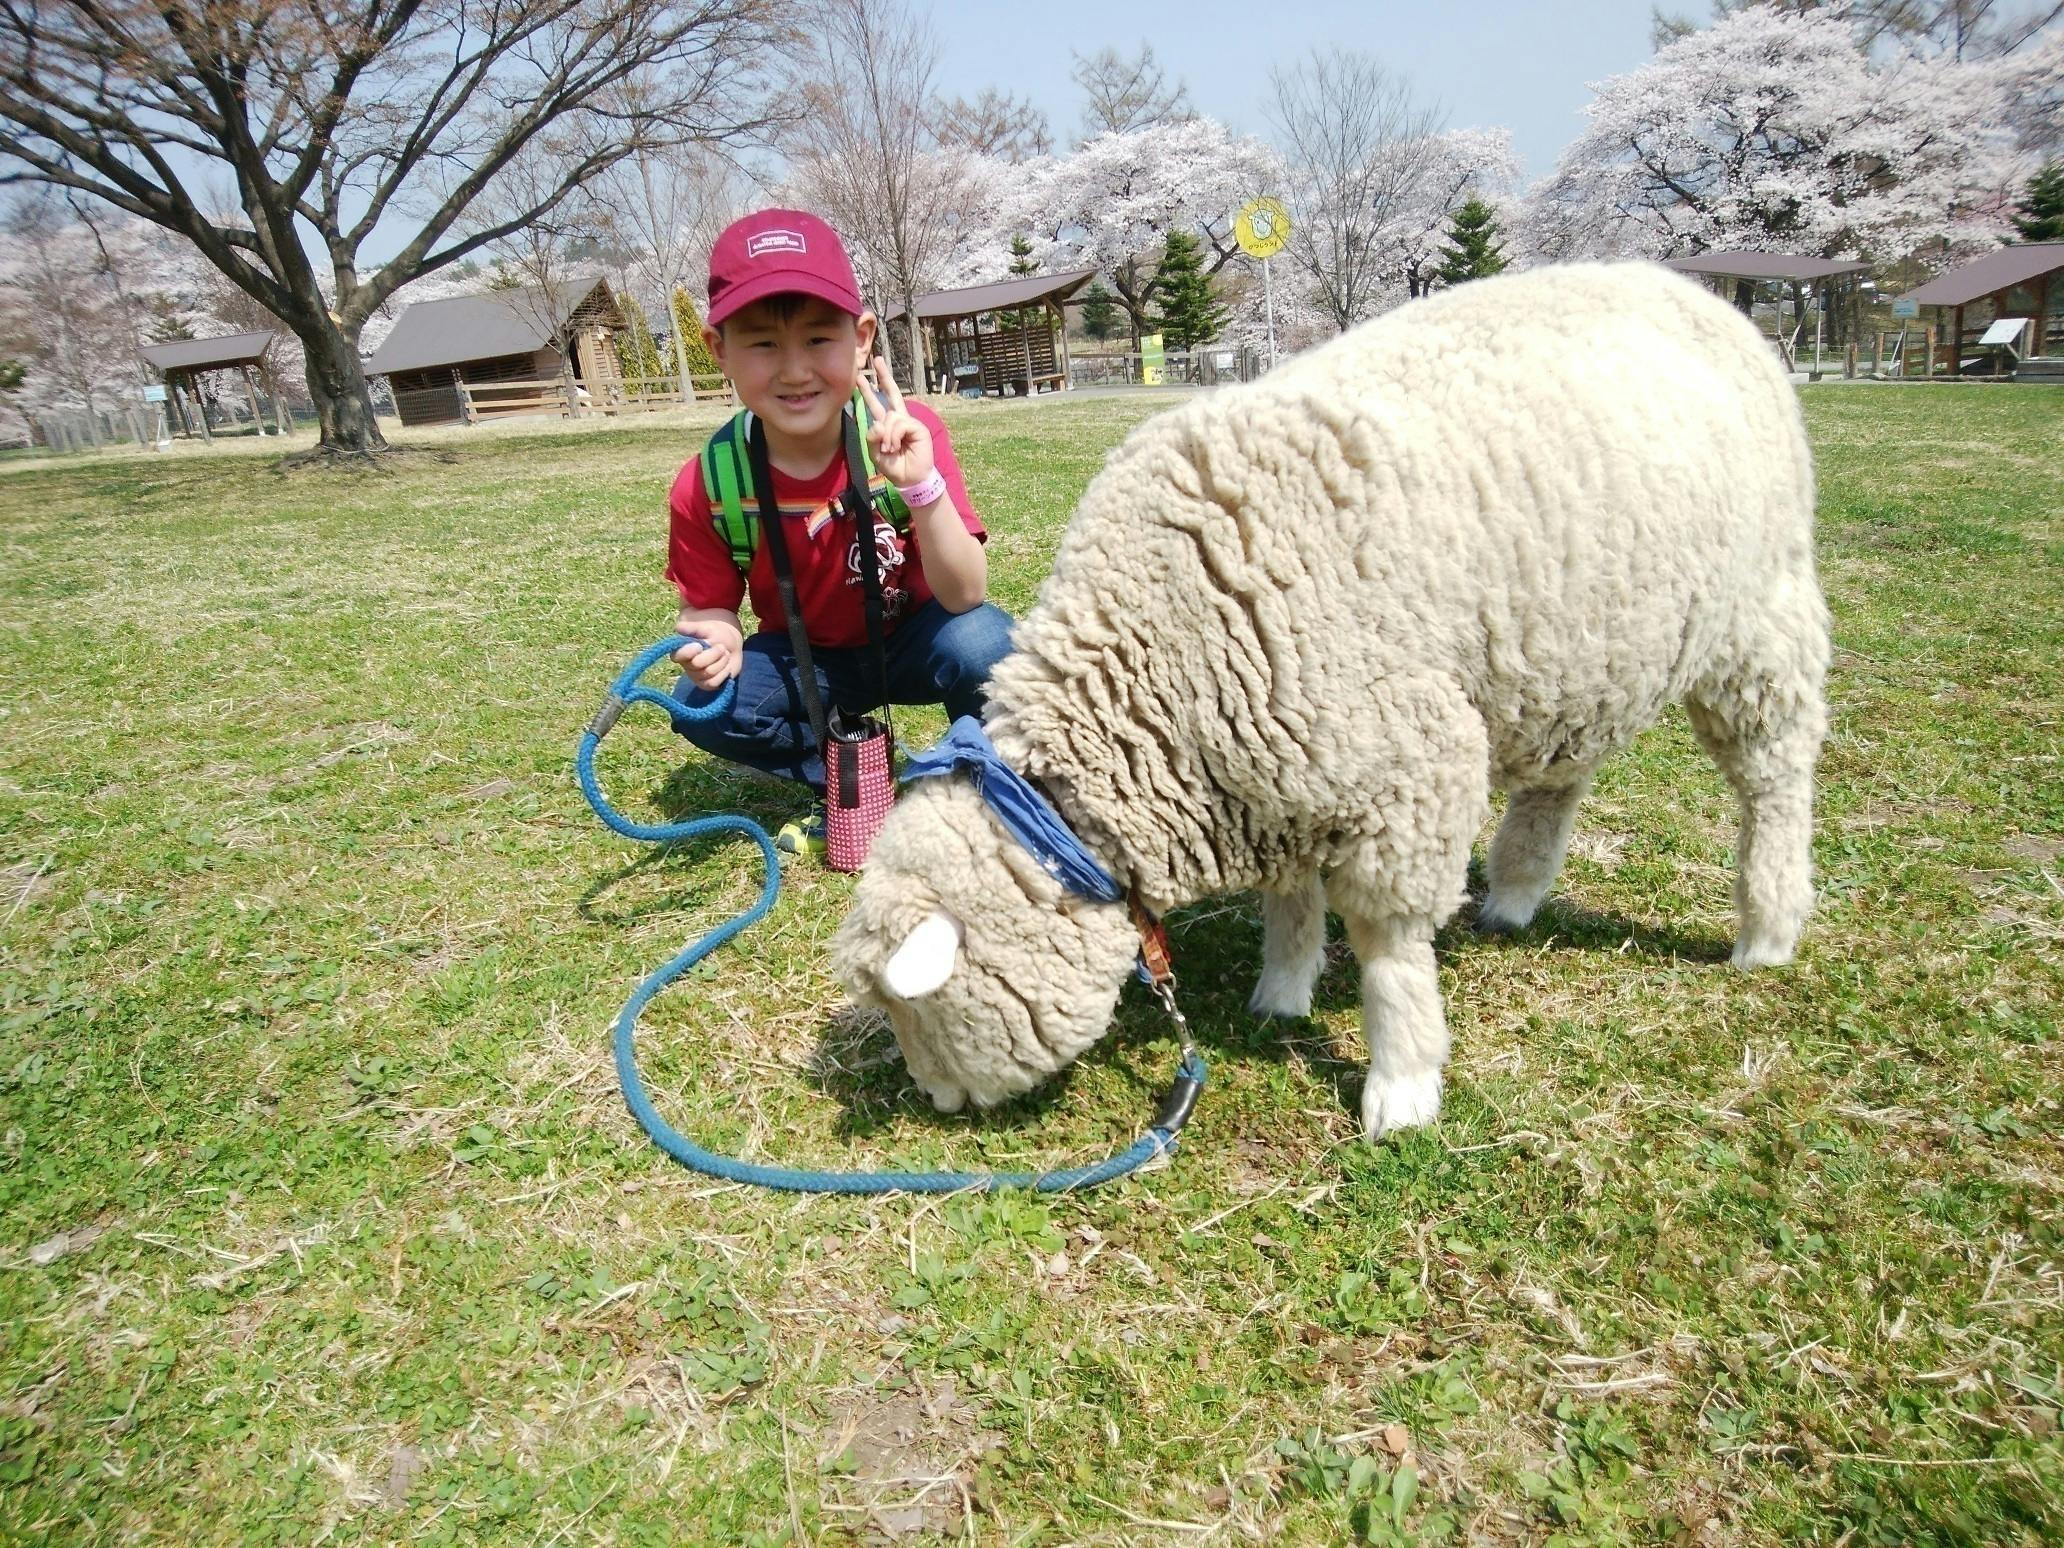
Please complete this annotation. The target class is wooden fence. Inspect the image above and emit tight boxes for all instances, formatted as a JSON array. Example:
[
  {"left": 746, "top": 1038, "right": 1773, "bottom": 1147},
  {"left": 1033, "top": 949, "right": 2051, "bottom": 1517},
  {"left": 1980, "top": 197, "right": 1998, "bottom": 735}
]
[
  {"left": 1068, "top": 347, "right": 1267, "bottom": 387},
  {"left": 458, "top": 373, "right": 734, "bottom": 423}
]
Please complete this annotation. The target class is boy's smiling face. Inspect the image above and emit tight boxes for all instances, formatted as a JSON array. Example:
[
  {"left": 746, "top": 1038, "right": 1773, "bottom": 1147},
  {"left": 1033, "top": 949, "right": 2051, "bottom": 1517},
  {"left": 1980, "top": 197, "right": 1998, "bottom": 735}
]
[{"left": 707, "top": 295, "right": 878, "bottom": 452}]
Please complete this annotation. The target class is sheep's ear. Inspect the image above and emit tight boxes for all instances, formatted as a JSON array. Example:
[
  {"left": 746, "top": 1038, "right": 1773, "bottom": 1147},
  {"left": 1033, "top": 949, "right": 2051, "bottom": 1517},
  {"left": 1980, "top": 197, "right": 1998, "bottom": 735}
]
[{"left": 882, "top": 909, "right": 963, "bottom": 1000}]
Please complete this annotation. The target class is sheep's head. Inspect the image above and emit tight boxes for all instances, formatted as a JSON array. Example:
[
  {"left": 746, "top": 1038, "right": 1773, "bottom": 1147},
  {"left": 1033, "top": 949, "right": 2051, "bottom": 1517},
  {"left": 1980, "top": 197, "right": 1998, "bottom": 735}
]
[{"left": 830, "top": 778, "right": 1138, "bottom": 1112}]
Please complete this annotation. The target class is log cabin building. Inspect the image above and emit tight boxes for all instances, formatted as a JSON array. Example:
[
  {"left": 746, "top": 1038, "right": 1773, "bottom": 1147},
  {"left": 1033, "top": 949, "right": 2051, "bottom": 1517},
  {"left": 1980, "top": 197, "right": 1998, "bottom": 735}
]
[{"left": 364, "top": 277, "right": 628, "bottom": 427}]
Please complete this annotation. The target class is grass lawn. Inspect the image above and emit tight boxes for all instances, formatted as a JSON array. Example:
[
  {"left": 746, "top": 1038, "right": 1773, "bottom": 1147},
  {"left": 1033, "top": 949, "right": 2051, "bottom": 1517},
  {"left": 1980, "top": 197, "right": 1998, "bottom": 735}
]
[{"left": 2, "top": 385, "right": 2060, "bottom": 1545}]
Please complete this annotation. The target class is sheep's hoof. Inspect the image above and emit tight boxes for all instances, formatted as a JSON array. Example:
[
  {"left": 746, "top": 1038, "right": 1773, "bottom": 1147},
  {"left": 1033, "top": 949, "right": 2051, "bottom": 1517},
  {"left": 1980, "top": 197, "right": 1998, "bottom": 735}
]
[
  {"left": 1730, "top": 933, "right": 1797, "bottom": 971},
  {"left": 1361, "top": 1069, "right": 1442, "bottom": 1140},
  {"left": 1474, "top": 893, "right": 1538, "bottom": 935},
  {"left": 1247, "top": 974, "right": 1314, "bottom": 1019}
]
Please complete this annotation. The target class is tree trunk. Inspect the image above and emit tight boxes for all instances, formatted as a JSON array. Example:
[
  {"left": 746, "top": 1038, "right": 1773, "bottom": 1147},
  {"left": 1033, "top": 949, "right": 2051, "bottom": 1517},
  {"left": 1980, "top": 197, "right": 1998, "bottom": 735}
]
[
  {"left": 906, "top": 304, "right": 925, "bottom": 397},
  {"left": 301, "top": 320, "right": 389, "bottom": 453},
  {"left": 672, "top": 291, "right": 695, "bottom": 401}
]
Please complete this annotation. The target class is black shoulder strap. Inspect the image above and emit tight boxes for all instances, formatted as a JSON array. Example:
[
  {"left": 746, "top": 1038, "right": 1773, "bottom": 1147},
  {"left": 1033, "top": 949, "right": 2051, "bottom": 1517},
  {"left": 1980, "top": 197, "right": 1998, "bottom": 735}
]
[
  {"left": 841, "top": 407, "right": 893, "bottom": 716},
  {"left": 746, "top": 420, "right": 831, "bottom": 761}
]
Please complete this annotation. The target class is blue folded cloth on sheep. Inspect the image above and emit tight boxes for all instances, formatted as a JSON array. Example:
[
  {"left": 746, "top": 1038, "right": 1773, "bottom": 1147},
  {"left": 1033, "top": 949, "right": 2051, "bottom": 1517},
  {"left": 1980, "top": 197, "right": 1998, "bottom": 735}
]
[{"left": 900, "top": 717, "right": 1123, "bottom": 903}]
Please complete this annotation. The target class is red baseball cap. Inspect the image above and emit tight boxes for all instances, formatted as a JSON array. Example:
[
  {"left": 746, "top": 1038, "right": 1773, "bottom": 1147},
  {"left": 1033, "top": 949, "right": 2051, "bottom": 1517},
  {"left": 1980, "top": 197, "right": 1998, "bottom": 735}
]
[{"left": 706, "top": 209, "right": 864, "bottom": 327}]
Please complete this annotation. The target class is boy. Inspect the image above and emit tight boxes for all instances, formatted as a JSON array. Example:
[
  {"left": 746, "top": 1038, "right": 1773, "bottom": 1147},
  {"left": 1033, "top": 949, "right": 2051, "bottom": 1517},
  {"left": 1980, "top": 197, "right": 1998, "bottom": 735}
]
[{"left": 666, "top": 209, "right": 1014, "bottom": 854}]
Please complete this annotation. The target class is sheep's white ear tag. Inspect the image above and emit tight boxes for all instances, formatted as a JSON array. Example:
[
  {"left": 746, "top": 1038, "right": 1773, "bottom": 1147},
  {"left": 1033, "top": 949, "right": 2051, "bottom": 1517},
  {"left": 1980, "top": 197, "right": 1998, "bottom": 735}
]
[{"left": 882, "top": 909, "right": 963, "bottom": 1000}]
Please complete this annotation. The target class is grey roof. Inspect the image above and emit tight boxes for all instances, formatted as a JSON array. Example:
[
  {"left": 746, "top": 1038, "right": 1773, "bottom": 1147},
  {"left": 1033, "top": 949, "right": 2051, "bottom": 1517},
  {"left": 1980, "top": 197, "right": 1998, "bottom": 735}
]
[
  {"left": 363, "top": 277, "right": 612, "bottom": 375},
  {"left": 1663, "top": 252, "right": 1869, "bottom": 282},
  {"left": 882, "top": 268, "right": 1099, "bottom": 323},
  {"left": 1897, "top": 242, "right": 2064, "bottom": 307},
  {"left": 138, "top": 330, "right": 277, "bottom": 372}
]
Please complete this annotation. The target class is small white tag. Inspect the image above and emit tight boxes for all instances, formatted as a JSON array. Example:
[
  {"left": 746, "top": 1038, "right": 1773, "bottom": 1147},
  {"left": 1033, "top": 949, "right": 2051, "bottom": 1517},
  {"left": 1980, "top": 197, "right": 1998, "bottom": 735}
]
[{"left": 746, "top": 229, "right": 807, "bottom": 259}]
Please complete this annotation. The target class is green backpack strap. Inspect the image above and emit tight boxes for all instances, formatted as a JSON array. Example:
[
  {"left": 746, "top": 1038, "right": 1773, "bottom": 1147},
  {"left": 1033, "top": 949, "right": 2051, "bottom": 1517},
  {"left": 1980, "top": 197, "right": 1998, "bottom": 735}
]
[
  {"left": 699, "top": 409, "right": 758, "bottom": 572},
  {"left": 699, "top": 393, "right": 917, "bottom": 576}
]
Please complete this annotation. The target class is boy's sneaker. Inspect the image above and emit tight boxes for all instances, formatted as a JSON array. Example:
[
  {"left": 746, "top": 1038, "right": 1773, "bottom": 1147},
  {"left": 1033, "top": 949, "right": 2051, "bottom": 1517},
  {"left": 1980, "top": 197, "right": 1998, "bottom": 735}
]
[{"left": 775, "top": 803, "right": 826, "bottom": 858}]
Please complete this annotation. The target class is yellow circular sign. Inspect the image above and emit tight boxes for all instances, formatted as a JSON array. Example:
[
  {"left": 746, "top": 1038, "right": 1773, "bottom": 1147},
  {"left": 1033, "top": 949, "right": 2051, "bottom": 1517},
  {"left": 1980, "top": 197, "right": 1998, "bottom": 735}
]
[{"left": 1236, "top": 197, "right": 1291, "bottom": 259}]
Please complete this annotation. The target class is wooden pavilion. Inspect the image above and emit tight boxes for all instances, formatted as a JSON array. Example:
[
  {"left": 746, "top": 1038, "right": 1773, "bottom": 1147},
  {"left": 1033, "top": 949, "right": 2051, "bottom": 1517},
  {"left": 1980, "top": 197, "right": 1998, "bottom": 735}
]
[
  {"left": 137, "top": 330, "right": 291, "bottom": 442},
  {"left": 883, "top": 269, "right": 1098, "bottom": 396},
  {"left": 1662, "top": 252, "right": 1871, "bottom": 375},
  {"left": 1894, "top": 242, "right": 2064, "bottom": 379},
  {"left": 364, "top": 277, "right": 630, "bottom": 426}
]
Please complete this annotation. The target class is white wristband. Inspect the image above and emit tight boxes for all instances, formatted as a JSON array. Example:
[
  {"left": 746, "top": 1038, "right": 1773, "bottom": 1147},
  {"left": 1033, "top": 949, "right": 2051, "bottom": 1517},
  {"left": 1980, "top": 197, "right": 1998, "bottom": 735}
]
[{"left": 895, "top": 467, "right": 948, "bottom": 509}]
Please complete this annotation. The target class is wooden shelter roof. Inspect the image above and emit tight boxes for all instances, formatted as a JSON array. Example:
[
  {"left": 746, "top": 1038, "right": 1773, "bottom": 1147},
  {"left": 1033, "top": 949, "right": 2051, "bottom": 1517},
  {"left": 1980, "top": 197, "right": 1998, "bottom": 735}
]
[
  {"left": 364, "top": 276, "right": 621, "bottom": 376},
  {"left": 1896, "top": 243, "right": 2064, "bottom": 307},
  {"left": 882, "top": 268, "right": 1099, "bottom": 323},
  {"left": 138, "top": 330, "right": 277, "bottom": 372},
  {"left": 1663, "top": 252, "right": 1869, "bottom": 282}
]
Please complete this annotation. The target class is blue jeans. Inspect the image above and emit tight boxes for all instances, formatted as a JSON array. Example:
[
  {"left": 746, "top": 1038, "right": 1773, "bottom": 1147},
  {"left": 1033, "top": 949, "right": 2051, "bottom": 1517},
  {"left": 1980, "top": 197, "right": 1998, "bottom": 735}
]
[{"left": 672, "top": 600, "right": 1015, "bottom": 791}]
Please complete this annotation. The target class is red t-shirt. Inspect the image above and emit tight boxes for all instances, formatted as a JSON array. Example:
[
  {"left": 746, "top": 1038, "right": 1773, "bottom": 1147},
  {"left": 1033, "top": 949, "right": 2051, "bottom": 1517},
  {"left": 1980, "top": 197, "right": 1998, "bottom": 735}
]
[{"left": 666, "top": 401, "right": 986, "bottom": 649}]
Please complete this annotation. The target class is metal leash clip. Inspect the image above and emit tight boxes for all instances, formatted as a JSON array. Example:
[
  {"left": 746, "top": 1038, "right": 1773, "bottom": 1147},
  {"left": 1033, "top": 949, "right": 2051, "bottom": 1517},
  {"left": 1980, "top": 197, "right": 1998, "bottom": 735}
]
[{"left": 1132, "top": 896, "right": 1205, "bottom": 1135}]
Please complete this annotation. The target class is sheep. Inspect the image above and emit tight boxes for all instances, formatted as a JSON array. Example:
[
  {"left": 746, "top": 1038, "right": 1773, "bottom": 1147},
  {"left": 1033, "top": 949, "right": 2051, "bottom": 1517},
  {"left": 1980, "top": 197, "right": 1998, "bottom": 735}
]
[{"left": 831, "top": 261, "right": 1830, "bottom": 1139}]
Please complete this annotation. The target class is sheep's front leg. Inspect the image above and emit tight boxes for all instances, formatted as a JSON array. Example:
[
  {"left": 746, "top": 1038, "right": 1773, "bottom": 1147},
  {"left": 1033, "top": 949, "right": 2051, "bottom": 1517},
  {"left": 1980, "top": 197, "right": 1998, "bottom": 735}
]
[
  {"left": 1249, "top": 874, "right": 1326, "bottom": 1017},
  {"left": 1343, "top": 913, "right": 1448, "bottom": 1138},
  {"left": 1324, "top": 674, "right": 1485, "bottom": 1139}
]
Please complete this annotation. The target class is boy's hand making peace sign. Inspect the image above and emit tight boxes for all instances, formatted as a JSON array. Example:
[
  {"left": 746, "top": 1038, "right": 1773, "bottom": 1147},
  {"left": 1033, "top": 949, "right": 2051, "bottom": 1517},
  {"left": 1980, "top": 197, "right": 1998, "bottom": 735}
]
[{"left": 858, "top": 355, "right": 936, "bottom": 494}]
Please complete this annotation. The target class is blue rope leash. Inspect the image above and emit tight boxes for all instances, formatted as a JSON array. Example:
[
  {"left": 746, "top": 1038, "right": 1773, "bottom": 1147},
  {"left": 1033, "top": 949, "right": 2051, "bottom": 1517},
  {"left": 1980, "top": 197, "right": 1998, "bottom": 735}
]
[{"left": 578, "top": 636, "right": 1206, "bottom": 1194}]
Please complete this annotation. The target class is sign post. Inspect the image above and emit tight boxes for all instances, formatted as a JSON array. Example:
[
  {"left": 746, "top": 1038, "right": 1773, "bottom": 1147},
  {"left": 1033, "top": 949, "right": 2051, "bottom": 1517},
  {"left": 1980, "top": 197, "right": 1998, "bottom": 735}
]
[
  {"left": 1235, "top": 197, "right": 1291, "bottom": 372},
  {"left": 1140, "top": 332, "right": 1165, "bottom": 386}
]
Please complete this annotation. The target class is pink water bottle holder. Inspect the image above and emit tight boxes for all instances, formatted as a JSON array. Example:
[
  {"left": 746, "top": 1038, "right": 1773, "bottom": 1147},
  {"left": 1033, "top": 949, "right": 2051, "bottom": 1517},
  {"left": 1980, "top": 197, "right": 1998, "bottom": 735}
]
[{"left": 824, "top": 710, "right": 895, "bottom": 873}]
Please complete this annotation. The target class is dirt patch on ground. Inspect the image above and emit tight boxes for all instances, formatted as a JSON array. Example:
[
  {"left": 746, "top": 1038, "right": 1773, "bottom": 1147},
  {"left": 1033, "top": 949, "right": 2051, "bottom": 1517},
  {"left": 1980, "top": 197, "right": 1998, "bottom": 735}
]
[
  {"left": 2003, "top": 834, "right": 2063, "bottom": 865},
  {"left": 3, "top": 858, "right": 54, "bottom": 918},
  {"left": 816, "top": 1375, "right": 1002, "bottom": 1540}
]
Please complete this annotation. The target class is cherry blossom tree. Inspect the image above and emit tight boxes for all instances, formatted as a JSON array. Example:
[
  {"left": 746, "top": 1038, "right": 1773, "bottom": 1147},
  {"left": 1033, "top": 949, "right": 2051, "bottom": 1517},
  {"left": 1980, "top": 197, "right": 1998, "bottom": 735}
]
[
  {"left": 0, "top": 195, "right": 137, "bottom": 440},
  {"left": 1528, "top": 7, "right": 2022, "bottom": 264},
  {"left": 2001, "top": 29, "right": 2064, "bottom": 157},
  {"left": 1654, "top": 1, "right": 2064, "bottom": 62},
  {"left": 1010, "top": 118, "right": 1282, "bottom": 346},
  {"left": 0, "top": 195, "right": 301, "bottom": 438}
]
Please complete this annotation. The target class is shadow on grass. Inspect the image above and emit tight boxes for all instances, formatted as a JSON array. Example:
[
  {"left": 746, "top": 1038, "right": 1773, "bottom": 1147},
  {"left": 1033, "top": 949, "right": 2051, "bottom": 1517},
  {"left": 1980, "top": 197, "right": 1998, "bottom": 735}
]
[
  {"left": 1461, "top": 895, "right": 1734, "bottom": 966},
  {"left": 574, "top": 758, "right": 802, "bottom": 928},
  {"left": 797, "top": 873, "right": 1740, "bottom": 1145},
  {"left": 804, "top": 1003, "right": 1094, "bottom": 1145},
  {"left": 582, "top": 773, "right": 1736, "bottom": 1155}
]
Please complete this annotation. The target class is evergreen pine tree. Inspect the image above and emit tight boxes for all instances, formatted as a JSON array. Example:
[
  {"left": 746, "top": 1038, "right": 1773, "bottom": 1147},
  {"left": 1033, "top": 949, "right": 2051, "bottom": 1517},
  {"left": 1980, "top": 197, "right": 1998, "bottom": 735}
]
[
  {"left": 669, "top": 288, "right": 724, "bottom": 382},
  {"left": 1436, "top": 200, "right": 1508, "bottom": 286},
  {"left": 2011, "top": 160, "right": 2064, "bottom": 243},
  {"left": 1080, "top": 280, "right": 1121, "bottom": 342},
  {"left": 998, "top": 235, "right": 1039, "bottom": 332},
  {"left": 1150, "top": 230, "right": 1227, "bottom": 350}
]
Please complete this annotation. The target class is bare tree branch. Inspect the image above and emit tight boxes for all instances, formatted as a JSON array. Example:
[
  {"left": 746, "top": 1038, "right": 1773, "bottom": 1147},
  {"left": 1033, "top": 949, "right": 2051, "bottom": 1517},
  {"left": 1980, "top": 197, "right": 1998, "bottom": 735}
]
[
  {"left": 928, "top": 87, "right": 1051, "bottom": 163},
  {"left": 1070, "top": 42, "right": 1191, "bottom": 139},
  {"left": 1266, "top": 47, "right": 1443, "bottom": 330},
  {"left": 0, "top": 0, "right": 800, "bottom": 452}
]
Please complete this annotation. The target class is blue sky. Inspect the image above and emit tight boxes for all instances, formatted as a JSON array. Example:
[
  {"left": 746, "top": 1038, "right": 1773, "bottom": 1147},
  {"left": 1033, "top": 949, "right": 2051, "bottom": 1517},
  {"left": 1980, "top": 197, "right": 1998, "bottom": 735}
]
[
  {"left": 333, "top": 3, "right": 1661, "bottom": 267},
  {"left": 927, "top": 0, "right": 1668, "bottom": 181}
]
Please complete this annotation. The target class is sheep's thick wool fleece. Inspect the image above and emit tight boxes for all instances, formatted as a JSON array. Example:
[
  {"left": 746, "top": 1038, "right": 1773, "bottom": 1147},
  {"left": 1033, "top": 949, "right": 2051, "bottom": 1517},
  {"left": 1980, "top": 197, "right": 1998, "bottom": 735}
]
[{"left": 980, "top": 262, "right": 1825, "bottom": 913}]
